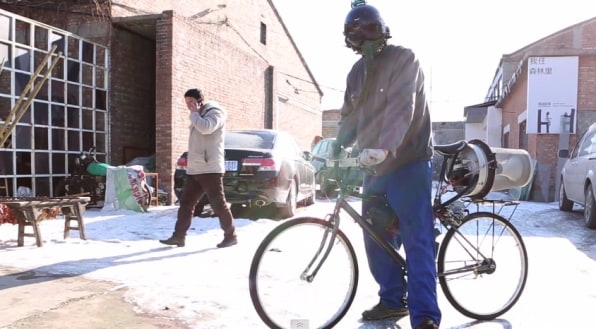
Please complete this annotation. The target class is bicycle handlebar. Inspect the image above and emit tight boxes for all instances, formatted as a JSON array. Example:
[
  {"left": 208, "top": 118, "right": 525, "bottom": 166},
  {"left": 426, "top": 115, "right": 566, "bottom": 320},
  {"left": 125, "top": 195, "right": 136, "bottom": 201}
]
[
  {"left": 324, "top": 157, "right": 361, "bottom": 168},
  {"left": 311, "top": 151, "right": 360, "bottom": 168}
]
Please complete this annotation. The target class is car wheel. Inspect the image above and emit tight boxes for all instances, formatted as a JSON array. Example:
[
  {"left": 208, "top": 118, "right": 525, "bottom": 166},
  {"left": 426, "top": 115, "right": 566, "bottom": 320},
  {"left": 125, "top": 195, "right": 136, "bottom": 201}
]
[
  {"left": 558, "top": 180, "right": 574, "bottom": 212},
  {"left": 278, "top": 180, "right": 297, "bottom": 219},
  {"left": 230, "top": 204, "right": 246, "bottom": 218},
  {"left": 584, "top": 185, "right": 596, "bottom": 229}
]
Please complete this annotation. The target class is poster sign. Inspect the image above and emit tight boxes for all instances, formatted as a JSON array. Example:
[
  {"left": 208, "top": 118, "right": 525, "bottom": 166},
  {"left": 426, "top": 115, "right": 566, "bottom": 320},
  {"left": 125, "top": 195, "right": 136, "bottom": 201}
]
[{"left": 526, "top": 56, "right": 578, "bottom": 134}]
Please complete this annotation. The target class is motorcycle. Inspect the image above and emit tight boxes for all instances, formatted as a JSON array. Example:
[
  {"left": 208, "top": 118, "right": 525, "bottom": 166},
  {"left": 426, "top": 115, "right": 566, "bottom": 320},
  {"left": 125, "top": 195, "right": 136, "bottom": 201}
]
[{"left": 55, "top": 146, "right": 151, "bottom": 209}]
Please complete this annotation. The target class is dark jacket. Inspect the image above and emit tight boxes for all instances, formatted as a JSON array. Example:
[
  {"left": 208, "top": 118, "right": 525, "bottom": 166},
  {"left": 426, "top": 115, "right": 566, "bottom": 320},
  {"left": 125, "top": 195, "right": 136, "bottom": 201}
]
[{"left": 336, "top": 44, "right": 433, "bottom": 174}]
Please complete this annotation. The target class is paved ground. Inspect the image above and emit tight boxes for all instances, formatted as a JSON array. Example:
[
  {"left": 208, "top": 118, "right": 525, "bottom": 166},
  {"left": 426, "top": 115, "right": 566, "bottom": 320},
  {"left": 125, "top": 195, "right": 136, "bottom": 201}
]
[{"left": 0, "top": 266, "right": 189, "bottom": 329}]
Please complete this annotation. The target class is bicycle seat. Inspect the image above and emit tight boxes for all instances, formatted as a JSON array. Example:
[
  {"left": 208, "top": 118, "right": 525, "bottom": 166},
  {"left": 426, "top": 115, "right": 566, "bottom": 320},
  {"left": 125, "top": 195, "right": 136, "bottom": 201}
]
[{"left": 434, "top": 140, "right": 467, "bottom": 156}]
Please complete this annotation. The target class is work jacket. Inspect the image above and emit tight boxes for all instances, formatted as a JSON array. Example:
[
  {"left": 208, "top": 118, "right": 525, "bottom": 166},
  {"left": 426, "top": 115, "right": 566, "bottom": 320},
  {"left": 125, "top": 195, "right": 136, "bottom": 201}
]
[{"left": 337, "top": 44, "right": 433, "bottom": 175}]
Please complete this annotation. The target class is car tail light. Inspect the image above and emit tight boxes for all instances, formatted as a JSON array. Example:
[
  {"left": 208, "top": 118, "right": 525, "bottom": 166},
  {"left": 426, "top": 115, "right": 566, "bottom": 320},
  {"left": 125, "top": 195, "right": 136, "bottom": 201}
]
[
  {"left": 242, "top": 158, "right": 279, "bottom": 173},
  {"left": 176, "top": 156, "right": 187, "bottom": 170}
]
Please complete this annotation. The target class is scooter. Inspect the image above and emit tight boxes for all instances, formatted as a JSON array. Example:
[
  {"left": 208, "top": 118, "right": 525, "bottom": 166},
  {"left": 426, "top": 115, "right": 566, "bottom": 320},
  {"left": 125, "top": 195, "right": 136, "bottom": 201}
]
[
  {"left": 55, "top": 146, "right": 109, "bottom": 206},
  {"left": 55, "top": 147, "right": 150, "bottom": 208}
]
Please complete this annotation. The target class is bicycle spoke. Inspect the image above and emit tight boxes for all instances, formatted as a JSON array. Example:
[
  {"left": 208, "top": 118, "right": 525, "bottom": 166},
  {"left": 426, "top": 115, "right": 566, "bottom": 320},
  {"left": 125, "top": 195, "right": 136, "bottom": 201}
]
[{"left": 437, "top": 212, "right": 528, "bottom": 320}]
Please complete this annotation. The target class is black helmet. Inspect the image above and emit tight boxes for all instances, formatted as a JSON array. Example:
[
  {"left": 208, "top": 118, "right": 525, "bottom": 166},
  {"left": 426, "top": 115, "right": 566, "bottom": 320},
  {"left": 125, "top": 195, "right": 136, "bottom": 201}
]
[{"left": 344, "top": 4, "right": 391, "bottom": 51}]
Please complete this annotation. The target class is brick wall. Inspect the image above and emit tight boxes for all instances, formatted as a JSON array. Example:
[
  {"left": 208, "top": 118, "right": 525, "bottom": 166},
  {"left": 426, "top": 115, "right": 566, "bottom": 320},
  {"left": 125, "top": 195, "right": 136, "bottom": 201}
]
[
  {"left": 322, "top": 109, "right": 341, "bottom": 138},
  {"left": 110, "top": 26, "right": 156, "bottom": 166},
  {"left": 2, "top": 1, "right": 324, "bottom": 203},
  {"left": 0, "top": 1, "right": 111, "bottom": 32},
  {"left": 154, "top": 10, "right": 175, "bottom": 193},
  {"left": 500, "top": 70, "right": 527, "bottom": 151},
  {"left": 152, "top": 3, "right": 323, "bottom": 200}
]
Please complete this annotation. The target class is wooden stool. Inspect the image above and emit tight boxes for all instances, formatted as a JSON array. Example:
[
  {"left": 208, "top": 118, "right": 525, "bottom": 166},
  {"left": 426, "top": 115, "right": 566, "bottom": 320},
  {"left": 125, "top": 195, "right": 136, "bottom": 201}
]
[
  {"left": 145, "top": 173, "right": 159, "bottom": 206},
  {"left": 62, "top": 203, "right": 87, "bottom": 240},
  {"left": 15, "top": 207, "right": 42, "bottom": 247}
]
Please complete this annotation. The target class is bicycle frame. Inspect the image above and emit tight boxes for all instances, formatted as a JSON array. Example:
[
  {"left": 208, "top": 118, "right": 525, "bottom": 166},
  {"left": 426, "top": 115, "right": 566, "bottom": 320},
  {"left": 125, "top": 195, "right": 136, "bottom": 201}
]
[
  {"left": 305, "top": 146, "right": 503, "bottom": 283},
  {"left": 300, "top": 165, "right": 406, "bottom": 291},
  {"left": 249, "top": 142, "right": 529, "bottom": 327}
]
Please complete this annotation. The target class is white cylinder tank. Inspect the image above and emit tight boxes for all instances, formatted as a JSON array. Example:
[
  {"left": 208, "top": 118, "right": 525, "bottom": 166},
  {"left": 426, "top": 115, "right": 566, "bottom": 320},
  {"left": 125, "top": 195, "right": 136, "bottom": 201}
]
[
  {"left": 491, "top": 147, "right": 534, "bottom": 192},
  {"left": 446, "top": 140, "right": 534, "bottom": 199}
]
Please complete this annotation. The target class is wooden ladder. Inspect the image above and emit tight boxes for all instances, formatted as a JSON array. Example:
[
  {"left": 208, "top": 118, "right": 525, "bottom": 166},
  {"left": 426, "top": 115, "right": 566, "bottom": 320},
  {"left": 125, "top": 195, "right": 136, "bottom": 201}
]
[{"left": 0, "top": 45, "right": 62, "bottom": 147}]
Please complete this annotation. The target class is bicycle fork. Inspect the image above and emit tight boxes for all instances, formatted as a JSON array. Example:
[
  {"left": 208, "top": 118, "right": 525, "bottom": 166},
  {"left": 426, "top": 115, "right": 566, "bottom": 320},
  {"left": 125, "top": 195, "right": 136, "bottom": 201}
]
[{"left": 300, "top": 212, "right": 341, "bottom": 283}]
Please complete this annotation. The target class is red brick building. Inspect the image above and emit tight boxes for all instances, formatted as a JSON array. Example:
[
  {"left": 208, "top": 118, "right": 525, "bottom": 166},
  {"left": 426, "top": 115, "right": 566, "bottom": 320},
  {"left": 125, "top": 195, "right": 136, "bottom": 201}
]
[
  {"left": 475, "top": 17, "right": 596, "bottom": 201},
  {"left": 0, "top": 0, "right": 323, "bottom": 203}
]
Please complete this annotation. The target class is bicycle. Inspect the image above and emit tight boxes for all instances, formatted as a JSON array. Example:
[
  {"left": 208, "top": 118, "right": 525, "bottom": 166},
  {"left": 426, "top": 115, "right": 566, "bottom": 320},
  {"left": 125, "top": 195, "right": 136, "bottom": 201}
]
[{"left": 248, "top": 139, "right": 530, "bottom": 329}]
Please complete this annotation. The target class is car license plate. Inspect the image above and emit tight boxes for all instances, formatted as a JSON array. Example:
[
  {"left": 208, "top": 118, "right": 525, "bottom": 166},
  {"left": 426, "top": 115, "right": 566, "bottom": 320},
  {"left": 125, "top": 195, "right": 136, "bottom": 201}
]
[{"left": 225, "top": 161, "right": 238, "bottom": 171}]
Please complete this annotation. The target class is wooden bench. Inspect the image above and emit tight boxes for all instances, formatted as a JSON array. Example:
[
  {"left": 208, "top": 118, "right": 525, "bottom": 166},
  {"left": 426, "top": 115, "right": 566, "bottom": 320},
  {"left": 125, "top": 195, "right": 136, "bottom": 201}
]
[{"left": 0, "top": 196, "right": 90, "bottom": 247}]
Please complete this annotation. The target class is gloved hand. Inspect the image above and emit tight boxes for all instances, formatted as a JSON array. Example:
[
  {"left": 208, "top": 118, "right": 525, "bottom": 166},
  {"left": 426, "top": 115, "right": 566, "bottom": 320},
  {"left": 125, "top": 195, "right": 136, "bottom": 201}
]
[{"left": 359, "top": 148, "right": 388, "bottom": 167}]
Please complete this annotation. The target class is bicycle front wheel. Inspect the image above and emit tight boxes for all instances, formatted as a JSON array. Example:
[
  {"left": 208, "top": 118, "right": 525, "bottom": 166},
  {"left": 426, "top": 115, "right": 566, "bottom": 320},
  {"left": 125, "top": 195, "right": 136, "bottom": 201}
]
[
  {"left": 437, "top": 211, "right": 528, "bottom": 320},
  {"left": 249, "top": 217, "right": 359, "bottom": 329}
]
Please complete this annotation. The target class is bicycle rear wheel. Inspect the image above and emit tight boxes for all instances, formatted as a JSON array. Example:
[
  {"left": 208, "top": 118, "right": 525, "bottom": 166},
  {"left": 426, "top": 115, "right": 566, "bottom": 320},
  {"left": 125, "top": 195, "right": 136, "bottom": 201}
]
[
  {"left": 437, "top": 211, "right": 528, "bottom": 320},
  {"left": 249, "top": 217, "right": 359, "bottom": 329}
]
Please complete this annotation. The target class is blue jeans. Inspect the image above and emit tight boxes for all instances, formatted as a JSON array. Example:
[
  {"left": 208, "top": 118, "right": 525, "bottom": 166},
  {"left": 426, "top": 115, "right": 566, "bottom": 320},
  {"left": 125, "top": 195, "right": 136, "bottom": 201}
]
[{"left": 362, "top": 160, "right": 441, "bottom": 326}]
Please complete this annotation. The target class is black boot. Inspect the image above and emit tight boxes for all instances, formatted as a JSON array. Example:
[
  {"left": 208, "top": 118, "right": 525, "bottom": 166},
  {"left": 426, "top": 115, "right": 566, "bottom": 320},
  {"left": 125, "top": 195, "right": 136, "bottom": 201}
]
[
  {"left": 414, "top": 318, "right": 439, "bottom": 329},
  {"left": 159, "top": 235, "right": 185, "bottom": 247},
  {"left": 216, "top": 234, "right": 237, "bottom": 248}
]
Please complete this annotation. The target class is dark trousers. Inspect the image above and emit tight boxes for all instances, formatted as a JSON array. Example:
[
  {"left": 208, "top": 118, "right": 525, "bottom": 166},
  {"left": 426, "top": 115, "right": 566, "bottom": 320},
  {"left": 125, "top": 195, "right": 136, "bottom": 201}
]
[
  {"left": 174, "top": 173, "right": 235, "bottom": 238},
  {"left": 362, "top": 160, "right": 441, "bottom": 327}
]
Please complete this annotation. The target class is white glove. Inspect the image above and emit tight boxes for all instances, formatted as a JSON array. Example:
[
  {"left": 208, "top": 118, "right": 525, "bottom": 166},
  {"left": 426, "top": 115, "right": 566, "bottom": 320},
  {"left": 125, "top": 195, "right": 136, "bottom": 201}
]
[{"left": 359, "top": 149, "right": 388, "bottom": 167}]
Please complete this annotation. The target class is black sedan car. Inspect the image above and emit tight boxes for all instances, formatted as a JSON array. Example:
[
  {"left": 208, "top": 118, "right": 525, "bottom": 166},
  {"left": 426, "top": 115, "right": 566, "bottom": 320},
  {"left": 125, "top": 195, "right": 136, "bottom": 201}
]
[{"left": 174, "top": 129, "right": 316, "bottom": 219}]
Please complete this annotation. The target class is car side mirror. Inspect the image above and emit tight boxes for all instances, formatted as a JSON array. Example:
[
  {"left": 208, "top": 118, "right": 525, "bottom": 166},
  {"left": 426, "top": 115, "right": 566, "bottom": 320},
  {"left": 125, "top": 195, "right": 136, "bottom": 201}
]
[{"left": 558, "top": 149, "right": 569, "bottom": 158}]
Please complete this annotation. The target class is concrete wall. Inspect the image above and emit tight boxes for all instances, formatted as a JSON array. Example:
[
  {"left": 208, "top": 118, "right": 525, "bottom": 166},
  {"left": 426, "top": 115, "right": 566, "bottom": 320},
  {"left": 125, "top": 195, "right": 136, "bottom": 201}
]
[{"left": 432, "top": 121, "right": 465, "bottom": 180}]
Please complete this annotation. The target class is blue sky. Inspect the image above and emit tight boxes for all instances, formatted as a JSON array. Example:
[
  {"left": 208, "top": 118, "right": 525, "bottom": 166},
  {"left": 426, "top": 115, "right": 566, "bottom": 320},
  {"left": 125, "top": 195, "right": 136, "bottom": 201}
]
[{"left": 273, "top": 0, "right": 596, "bottom": 122}]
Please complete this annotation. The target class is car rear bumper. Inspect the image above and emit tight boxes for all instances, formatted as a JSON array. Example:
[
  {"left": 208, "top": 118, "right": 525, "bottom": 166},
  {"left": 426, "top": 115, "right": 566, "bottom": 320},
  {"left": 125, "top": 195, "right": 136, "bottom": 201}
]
[
  {"left": 174, "top": 171, "right": 289, "bottom": 207},
  {"left": 223, "top": 176, "right": 287, "bottom": 207}
]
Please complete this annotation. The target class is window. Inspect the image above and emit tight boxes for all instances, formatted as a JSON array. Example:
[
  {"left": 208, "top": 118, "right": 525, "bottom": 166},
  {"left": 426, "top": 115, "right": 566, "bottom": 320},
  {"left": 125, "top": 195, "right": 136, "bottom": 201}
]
[
  {"left": 589, "top": 134, "right": 596, "bottom": 156},
  {"left": 571, "top": 126, "right": 593, "bottom": 158},
  {"left": 0, "top": 11, "right": 108, "bottom": 197},
  {"left": 260, "top": 22, "right": 267, "bottom": 45},
  {"left": 577, "top": 132, "right": 596, "bottom": 157}
]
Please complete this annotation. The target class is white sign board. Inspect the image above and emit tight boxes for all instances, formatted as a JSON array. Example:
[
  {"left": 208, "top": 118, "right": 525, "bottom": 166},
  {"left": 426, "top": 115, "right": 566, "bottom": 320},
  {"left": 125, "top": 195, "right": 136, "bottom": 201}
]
[{"left": 526, "top": 56, "right": 578, "bottom": 134}]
